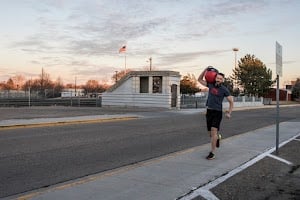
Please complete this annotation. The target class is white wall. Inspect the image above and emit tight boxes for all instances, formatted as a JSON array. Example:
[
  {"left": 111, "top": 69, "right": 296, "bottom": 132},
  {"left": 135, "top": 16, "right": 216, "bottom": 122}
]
[
  {"left": 102, "top": 72, "right": 181, "bottom": 109},
  {"left": 102, "top": 93, "right": 171, "bottom": 108},
  {"left": 113, "top": 78, "right": 133, "bottom": 93}
]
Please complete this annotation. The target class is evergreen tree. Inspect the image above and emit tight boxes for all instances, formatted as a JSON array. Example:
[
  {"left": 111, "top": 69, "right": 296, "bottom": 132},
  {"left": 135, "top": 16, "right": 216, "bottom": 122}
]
[{"left": 232, "top": 54, "right": 275, "bottom": 97}]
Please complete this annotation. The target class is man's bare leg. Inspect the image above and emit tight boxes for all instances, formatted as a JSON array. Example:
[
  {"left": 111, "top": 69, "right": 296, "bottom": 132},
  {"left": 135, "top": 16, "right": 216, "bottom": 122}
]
[{"left": 210, "top": 127, "right": 218, "bottom": 153}]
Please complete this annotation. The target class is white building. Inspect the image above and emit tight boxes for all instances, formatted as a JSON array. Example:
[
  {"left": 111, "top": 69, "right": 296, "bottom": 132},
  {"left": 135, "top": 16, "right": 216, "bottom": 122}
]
[
  {"left": 61, "top": 88, "right": 84, "bottom": 97},
  {"left": 102, "top": 71, "right": 181, "bottom": 109}
]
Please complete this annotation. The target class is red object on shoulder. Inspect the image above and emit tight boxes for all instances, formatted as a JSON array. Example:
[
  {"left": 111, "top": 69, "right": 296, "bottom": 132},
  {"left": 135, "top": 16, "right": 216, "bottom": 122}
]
[{"left": 205, "top": 67, "right": 219, "bottom": 83}]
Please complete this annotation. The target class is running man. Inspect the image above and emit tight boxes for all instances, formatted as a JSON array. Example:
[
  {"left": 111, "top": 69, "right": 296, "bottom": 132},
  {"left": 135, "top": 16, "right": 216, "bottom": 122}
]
[{"left": 198, "top": 67, "right": 234, "bottom": 160}]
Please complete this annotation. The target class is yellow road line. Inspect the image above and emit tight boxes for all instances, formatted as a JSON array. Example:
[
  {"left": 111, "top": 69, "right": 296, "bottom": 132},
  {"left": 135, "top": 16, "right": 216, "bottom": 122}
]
[{"left": 0, "top": 117, "right": 138, "bottom": 131}]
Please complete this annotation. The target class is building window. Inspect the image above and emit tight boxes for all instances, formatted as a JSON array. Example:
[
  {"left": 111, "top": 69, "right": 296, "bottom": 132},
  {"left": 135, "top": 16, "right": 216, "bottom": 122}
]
[
  {"left": 153, "top": 76, "right": 162, "bottom": 93},
  {"left": 140, "top": 77, "right": 149, "bottom": 93}
]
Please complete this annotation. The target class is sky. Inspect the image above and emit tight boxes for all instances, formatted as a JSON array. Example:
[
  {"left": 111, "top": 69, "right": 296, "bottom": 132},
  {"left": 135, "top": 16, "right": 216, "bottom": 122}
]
[{"left": 0, "top": 0, "right": 299, "bottom": 87}]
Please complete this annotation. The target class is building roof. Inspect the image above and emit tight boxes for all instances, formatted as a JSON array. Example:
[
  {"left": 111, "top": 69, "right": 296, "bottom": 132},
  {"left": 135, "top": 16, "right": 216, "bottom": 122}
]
[{"left": 126, "top": 70, "right": 180, "bottom": 77}]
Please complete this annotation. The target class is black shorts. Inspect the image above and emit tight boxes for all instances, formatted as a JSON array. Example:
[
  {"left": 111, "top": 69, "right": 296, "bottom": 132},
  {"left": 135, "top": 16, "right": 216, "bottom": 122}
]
[{"left": 206, "top": 109, "right": 223, "bottom": 131}]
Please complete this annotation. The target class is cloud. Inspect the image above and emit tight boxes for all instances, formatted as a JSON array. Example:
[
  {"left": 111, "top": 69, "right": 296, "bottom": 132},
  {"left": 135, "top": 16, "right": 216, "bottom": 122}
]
[
  {"left": 158, "top": 49, "right": 232, "bottom": 65},
  {"left": 31, "top": 60, "right": 41, "bottom": 65},
  {"left": 177, "top": 1, "right": 268, "bottom": 39},
  {"left": 69, "top": 63, "right": 118, "bottom": 83},
  {"left": 13, "top": 35, "right": 54, "bottom": 53},
  {"left": 7, "top": 0, "right": 276, "bottom": 77},
  {"left": 12, "top": 0, "right": 169, "bottom": 61},
  {"left": 210, "top": 0, "right": 267, "bottom": 17},
  {"left": 41, "top": 0, "right": 68, "bottom": 9},
  {"left": 0, "top": 69, "right": 38, "bottom": 81},
  {"left": 283, "top": 60, "right": 298, "bottom": 64},
  {"left": 267, "top": 60, "right": 298, "bottom": 65}
]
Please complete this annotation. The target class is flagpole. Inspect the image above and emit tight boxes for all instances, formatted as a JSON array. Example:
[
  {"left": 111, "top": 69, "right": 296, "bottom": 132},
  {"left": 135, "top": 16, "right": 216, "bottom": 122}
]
[
  {"left": 125, "top": 53, "right": 127, "bottom": 73},
  {"left": 119, "top": 45, "right": 127, "bottom": 73}
]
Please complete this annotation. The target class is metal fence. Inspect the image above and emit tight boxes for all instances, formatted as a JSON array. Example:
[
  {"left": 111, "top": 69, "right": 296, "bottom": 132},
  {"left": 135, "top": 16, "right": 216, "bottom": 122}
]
[
  {"left": 0, "top": 91, "right": 39, "bottom": 98},
  {"left": 0, "top": 90, "right": 263, "bottom": 108},
  {"left": 0, "top": 97, "right": 102, "bottom": 107},
  {"left": 180, "top": 94, "right": 263, "bottom": 109},
  {"left": 180, "top": 94, "right": 208, "bottom": 108}
]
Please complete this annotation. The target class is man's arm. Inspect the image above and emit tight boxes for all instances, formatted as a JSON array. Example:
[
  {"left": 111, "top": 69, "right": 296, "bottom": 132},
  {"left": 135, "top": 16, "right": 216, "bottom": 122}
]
[
  {"left": 225, "top": 96, "right": 234, "bottom": 118},
  {"left": 198, "top": 67, "right": 208, "bottom": 86}
]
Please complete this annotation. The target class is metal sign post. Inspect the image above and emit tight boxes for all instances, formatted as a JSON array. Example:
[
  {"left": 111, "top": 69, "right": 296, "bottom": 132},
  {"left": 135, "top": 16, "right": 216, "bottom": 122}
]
[
  {"left": 275, "top": 41, "right": 282, "bottom": 155},
  {"left": 276, "top": 74, "right": 279, "bottom": 155}
]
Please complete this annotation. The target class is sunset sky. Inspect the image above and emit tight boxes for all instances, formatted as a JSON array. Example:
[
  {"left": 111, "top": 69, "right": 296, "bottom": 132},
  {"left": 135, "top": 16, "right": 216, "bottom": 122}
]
[{"left": 0, "top": 0, "right": 299, "bottom": 86}]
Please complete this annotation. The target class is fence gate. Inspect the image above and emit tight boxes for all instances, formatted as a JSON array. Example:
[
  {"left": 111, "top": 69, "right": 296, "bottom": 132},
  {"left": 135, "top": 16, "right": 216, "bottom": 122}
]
[{"left": 171, "top": 84, "right": 177, "bottom": 107}]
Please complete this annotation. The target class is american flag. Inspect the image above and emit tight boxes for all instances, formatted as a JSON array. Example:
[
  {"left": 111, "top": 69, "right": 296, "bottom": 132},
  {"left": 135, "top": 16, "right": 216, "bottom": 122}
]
[{"left": 119, "top": 45, "right": 126, "bottom": 53}]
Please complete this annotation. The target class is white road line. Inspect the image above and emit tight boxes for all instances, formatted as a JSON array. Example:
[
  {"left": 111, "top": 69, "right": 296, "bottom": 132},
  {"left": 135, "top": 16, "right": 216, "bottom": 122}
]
[
  {"left": 181, "top": 132, "right": 300, "bottom": 200},
  {"left": 278, "top": 132, "right": 300, "bottom": 148},
  {"left": 294, "top": 138, "right": 300, "bottom": 142},
  {"left": 267, "top": 154, "right": 293, "bottom": 165},
  {"left": 180, "top": 189, "right": 219, "bottom": 200}
]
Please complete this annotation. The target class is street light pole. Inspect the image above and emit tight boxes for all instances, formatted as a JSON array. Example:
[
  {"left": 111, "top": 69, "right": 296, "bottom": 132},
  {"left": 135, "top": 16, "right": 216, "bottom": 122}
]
[
  {"left": 75, "top": 76, "right": 77, "bottom": 97},
  {"left": 28, "top": 78, "right": 31, "bottom": 107},
  {"left": 233, "top": 48, "right": 239, "bottom": 89}
]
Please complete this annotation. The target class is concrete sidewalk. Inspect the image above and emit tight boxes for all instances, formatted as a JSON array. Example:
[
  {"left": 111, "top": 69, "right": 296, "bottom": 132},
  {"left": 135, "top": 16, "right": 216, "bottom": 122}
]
[{"left": 10, "top": 121, "right": 300, "bottom": 200}]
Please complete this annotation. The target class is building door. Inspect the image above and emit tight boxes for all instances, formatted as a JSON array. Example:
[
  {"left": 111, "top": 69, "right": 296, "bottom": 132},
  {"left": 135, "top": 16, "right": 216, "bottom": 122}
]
[{"left": 171, "top": 84, "right": 177, "bottom": 107}]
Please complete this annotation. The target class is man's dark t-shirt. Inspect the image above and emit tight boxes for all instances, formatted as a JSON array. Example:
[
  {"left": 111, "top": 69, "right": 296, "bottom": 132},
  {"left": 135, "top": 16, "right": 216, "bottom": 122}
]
[{"left": 206, "top": 83, "right": 230, "bottom": 111}]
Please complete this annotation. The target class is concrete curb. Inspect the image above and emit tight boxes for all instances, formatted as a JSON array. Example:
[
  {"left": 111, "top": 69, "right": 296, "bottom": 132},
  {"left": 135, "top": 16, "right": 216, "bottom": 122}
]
[{"left": 0, "top": 115, "right": 139, "bottom": 129}]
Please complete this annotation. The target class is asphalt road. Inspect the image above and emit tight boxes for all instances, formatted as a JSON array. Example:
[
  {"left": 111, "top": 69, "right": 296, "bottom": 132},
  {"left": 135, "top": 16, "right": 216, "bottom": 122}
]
[
  {"left": 0, "top": 107, "right": 299, "bottom": 198},
  {"left": 0, "top": 106, "right": 165, "bottom": 120}
]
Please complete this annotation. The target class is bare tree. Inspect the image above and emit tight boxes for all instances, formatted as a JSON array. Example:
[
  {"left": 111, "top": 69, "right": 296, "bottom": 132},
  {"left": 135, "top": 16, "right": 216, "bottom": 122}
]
[
  {"left": 3, "top": 78, "right": 15, "bottom": 91},
  {"left": 37, "top": 69, "right": 54, "bottom": 97},
  {"left": 82, "top": 80, "right": 106, "bottom": 95},
  {"left": 12, "top": 75, "right": 26, "bottom": 90},
  {"left": 53, "top": 77, "right": 64, "bottom": 97}
]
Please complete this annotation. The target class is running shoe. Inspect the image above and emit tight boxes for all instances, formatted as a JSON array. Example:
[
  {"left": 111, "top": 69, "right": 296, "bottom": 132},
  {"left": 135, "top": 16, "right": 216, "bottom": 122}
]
[{"left": 206, "top": 152, "right": 215, "bottom": 160}]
